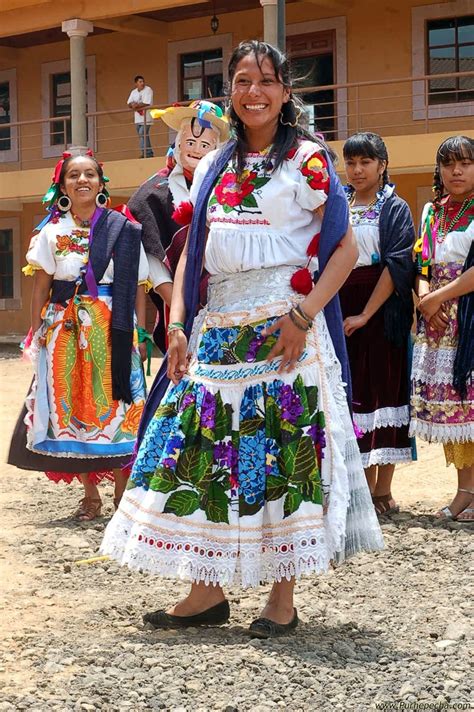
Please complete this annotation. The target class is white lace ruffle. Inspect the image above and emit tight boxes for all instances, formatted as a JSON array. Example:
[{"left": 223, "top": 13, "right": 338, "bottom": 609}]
[
  {"left": 101, "top": 284, "right": 384, "bottom": 587},
  {"left": 360, "top": 447, "right": 413, "bottom": 467},
  {"left": 353, "top": 406, "right": 409, "bottom": 434},
  {"left": 409, "top": 419, "right": 474, "bottom": 444},
  {"left": 411, "top": 343, "right": 456, "bottom": 385},
  {"left": 101, "top": 514, "right": 335, "bottom": 589}
]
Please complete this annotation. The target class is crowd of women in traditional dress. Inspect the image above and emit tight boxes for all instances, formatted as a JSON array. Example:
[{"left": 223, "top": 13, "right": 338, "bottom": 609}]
[{"left": 8, "top": 40, "right": 473, "bottom": 637}]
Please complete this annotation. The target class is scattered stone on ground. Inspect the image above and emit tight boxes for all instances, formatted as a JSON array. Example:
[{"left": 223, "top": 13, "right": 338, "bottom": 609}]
[{"left": 1, "top": 356, "right": 472, "bottom": 711}]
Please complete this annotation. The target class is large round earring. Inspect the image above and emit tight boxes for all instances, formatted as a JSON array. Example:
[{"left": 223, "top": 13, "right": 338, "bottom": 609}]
[
  {"left": 95, "top": 192, "right": 108, "bottom": 208},
  {"left": 280, "top": 99, "right": 302, "bottom": 128},
  {"left": 57, "top": 194, "right": 72, "bottom": 212}
]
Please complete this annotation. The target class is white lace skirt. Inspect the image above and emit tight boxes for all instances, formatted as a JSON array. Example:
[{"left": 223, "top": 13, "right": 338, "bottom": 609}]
[{"left": 101, "top": 266, "right": 383, "bottom": 587}]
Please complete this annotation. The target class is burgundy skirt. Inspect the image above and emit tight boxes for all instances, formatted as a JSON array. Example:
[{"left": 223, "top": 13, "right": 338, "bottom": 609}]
[{"left": 339, "top": 265, "right": 412, "bottom": 467}]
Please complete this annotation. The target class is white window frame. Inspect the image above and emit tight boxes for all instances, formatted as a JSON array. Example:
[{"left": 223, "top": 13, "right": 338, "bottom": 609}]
[
  {"left": 41, "top": 56, "right": 96, "bottom": 158},
  {"left": 0, "top": 68, "right": 18, "bottom": 164},
  {"left": 0, "top": 217, "right": 21, "bottom": 310},
  {"left": 287, "top": 17, "right": 348, "bottom": 140},
  {"left": 412, "top": 1, "right": 474, "bottom": 121}
]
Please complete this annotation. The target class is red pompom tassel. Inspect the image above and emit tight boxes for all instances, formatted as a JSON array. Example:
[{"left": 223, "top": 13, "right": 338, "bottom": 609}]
[
  {"left": 290, "top": 268, "right": 313, "bottom": 295},
  {"left": 172, "top": 200, "right": 194, "bottom": 226},
  {"left": 307, "top": 232, "right": 320, "bottom": 258}
]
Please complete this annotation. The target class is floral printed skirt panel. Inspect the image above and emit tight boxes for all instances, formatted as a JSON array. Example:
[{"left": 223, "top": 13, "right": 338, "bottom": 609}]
[
  {"left": 101, "top": 267, "right": 383, "bottom": 587},
  {"left": 8, "top": 286, "right": 147, "bottom": 480},
  {"left": 410, "top": 263, "right": 474, "bottom": 446}
]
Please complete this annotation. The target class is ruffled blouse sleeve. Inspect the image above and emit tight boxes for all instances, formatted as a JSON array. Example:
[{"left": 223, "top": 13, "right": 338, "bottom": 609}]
[
  {"left": 25, "top": 227, "right": 56, "bottom": 276},
  {"left": 293, "top": 142, "right": 330, "bottom": 212},
  {"left": 138, "top": 242, "right": 151, "bottom": 285}
]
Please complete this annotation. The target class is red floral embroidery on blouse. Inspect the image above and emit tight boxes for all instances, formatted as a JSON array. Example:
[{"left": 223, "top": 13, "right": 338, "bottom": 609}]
[
  {"left": 214, "top": 171, "right": 259, "bottom": 208},
  {"left": 299, "top": 151, "right": 330, "bottom": 193}
]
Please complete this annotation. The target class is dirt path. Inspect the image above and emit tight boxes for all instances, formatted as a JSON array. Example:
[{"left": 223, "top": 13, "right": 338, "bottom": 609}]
[{"left": 0, "top": 355, "right": 471, "bottom": 712}]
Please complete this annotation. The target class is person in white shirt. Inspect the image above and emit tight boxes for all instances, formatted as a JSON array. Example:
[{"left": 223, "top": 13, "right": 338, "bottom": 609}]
[{"left": 127, "top": 75, "right": 154, "bottom": 158}]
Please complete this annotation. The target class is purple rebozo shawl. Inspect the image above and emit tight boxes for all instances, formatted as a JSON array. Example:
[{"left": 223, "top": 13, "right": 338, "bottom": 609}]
[{"left": 137, "top": 139, "right": 350, "bottom": 447}]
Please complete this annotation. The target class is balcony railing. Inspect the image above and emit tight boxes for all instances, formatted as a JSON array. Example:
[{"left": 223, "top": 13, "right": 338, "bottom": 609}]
[{"left": 0, "top": 70, "right": 473, "bottom": 173}]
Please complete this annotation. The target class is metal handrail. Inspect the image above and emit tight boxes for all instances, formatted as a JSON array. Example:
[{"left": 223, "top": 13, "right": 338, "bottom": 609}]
[{"left": 0, "top": 69, "right": 472, "bottom": 170}]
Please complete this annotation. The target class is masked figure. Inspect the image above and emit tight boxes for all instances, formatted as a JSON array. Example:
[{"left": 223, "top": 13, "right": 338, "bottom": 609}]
[{"left": 127, "top": 100, "right": 230, "bottom": 350}]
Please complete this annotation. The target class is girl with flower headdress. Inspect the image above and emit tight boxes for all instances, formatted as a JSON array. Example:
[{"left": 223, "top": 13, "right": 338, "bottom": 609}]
[
  {"left": 102, "top": 41, "right": 383, "bottom": 638},
  {"left": 8, "top": 151, "right": 149, "bottom": 521},
  {"left": 411, "top": 135, "right": 474, "bottom": 522}
]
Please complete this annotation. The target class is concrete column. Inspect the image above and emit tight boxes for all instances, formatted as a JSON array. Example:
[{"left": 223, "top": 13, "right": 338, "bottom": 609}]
[
  {"left": 61, "top": 19, "right": 93, "bottom": 148},
  {"left": 260, "top": 0, "right": 278, "bottom": 48}
]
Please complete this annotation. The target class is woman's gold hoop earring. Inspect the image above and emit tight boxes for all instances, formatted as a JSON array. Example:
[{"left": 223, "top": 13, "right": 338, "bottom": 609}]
[{"left": 280, "top": 99, "right": 303, "bottom": 128}]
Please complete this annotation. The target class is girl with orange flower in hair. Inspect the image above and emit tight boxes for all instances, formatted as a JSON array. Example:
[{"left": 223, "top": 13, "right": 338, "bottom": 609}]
[{"left": 8, "top": 151, "right": 149, "bottom": 521}]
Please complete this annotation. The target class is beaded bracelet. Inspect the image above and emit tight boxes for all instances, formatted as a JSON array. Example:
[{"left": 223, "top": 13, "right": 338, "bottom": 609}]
[
  {"left": 288, "top": 308, "right": 310, "bottom": 332},
  {"left": 294, "top": 303, "right": 313, "bottom": 327},
  {"left": 167, "top": 321, "right": 185, "bottom": 334},
  {"left": 290, "top": 308, "right": 311, "bottom": 329}
]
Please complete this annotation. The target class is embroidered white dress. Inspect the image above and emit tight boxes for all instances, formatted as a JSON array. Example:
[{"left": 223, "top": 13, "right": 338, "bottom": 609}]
[
  {"left": 10, "top": 211, "right": 149, "bottom": 482},
  {"left": 102, "top": 142, "right": 383, "bottom": 587}
]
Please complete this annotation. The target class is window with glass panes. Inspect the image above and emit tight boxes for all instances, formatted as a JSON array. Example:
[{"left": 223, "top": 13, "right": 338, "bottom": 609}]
[
  {"left": 427, "top": 16, "right": 474, "bottom": 104},
  {"left": 287, "top": 32, "right": 336, "bottom": 141},
  {"left": 180, "top": 50, "right": 223, "bottom": 102},
  {"left": 51, "top": 72, "right": 72, "bottom": 145},
  {"left": 0, "top": 82, "right": 11, "bottom": 152},
  {"left": 0, "top": 229, "right": 13, "bottom": 299}
]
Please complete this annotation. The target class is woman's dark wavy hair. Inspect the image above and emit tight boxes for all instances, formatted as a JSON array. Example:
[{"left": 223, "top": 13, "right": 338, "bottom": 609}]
[
  {"left": 432, "top": 135, "right": 474, "bottom": 205},
  {"left": 59, "top": 153, "right": 105, "bottom": 189},
  {"left": 227, "top": 40, "right": 335, "bottom": 175},
  {"left": 342, "top": 132, "right": 390, "bottom": 193}
]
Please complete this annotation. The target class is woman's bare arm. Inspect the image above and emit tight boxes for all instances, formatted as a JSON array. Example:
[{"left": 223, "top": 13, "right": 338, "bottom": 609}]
[{"left": 31, "top": 270, "right": 53, "bottom": 333}]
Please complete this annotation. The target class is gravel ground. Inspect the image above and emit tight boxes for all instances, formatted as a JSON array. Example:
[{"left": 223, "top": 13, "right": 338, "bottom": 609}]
[{"left": 0, "top": 357, "right": 473, "bottom": 712}]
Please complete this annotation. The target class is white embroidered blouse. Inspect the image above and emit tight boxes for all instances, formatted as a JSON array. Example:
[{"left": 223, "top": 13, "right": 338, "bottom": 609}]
[
  {"left": 190, "top": 140, "right": 330, "bottom": 276},
  {"left": 25, "top": 211, "right": 149, "bottom": 284}
]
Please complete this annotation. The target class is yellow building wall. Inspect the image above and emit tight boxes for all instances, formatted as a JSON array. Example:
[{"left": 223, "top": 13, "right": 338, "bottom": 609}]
[
  {"left": 0, "top": 0, "right": 471, "bottom": 337},
  {"left": 1, "top": 0, "right": 468, "bottom": 172}
]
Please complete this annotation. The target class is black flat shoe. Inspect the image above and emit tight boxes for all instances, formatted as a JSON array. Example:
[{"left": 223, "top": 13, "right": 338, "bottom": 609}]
[
  {"left": 248, "top": 609, "right": 299, "bottom": 639},
  {"left": 143, "top": 600, "right": 230, "bottom": 629}
]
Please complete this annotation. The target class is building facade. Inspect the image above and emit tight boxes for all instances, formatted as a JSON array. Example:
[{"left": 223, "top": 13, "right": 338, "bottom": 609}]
[{"left": 0, "top": 0, "right": 473, "bottom": 338}]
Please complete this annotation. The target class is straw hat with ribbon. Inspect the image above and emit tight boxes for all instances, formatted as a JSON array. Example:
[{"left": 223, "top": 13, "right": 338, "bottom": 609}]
[{"left": 151, "top": 99, "right": 230, "bottom": 143}]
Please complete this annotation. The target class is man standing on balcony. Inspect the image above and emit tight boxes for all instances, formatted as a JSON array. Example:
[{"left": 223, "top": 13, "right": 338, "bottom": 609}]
[{"left": 127, "top": 75, "right": 154, "bottom": 158}]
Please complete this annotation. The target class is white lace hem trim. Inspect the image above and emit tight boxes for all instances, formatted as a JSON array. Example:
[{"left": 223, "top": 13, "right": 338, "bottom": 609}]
[
  {"left": 353, "top": 406, "right": 409, "bottom": 434},
  {"left": 409, "top": 420, "right": 474, "bottom": 443},
  {"left": 360, "top": 448, "right": 413, "bottom": 467},
  {"left": 101, "top": 519, "right": 336, "bottom": 588},
  {"left": 411, "top": 344, "right": 456, "bottom": 386}
]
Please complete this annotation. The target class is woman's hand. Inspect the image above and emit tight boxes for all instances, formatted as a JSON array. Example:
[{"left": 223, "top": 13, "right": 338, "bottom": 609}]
[
  {"left": 428, "top": 308, "right": 449, "bottom": 333},
  {"left": 167, "top": 330, "right": 189, "bottom": 384},
  {"left": 263, "top": 314, "right": 308, "bottom": 373},
  {"left": 343, "top": 313, "right": 369, "bottom": 337},
  {"left": 418, "top": 292, "right": 448, "bottom": 333},
  {"left": 418, "top": 291, "right": 444, "bottom": 323},
  {"left": 138, "top": 342, "right": 147, "bottom": 362}
]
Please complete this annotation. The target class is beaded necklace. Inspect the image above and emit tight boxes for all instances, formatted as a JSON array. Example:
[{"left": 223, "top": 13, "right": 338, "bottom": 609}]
[
  {"left": 72, "top": 212, "right": 92, "bottom": 228},
  {"left": 349, "top": 194, "right": 378, "bottom": 214},
  {"left": 348, "top": 188, "right": 386, "bottom": 226},
  {"left": 436, "top": 196, "right": 474, "bottom": 243}
]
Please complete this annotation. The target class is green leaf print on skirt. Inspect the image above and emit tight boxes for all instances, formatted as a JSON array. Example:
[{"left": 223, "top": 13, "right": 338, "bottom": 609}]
[{"left": 130, "top": 375, "right": 327, "bottom": 523}]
